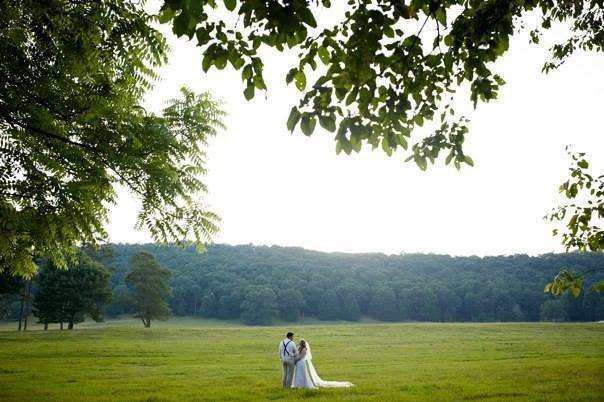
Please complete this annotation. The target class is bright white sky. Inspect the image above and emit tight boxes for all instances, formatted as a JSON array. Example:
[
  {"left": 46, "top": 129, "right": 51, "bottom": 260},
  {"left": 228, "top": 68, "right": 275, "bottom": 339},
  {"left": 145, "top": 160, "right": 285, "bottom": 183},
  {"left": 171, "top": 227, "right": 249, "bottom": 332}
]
[{"left": 107, "top": 6, "right": 604, "bottom": 256}]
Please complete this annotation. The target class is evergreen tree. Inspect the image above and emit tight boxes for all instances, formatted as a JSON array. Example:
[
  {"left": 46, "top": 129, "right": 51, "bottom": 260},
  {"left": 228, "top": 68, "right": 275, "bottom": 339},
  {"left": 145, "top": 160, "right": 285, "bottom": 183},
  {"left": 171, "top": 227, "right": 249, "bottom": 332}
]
[
  {"left": 0, "top": 271, "right": 24, "bottom": 320},
  {"left": 126, "top": 252, "right": 172, "bottom": 328},
  {"left": 33, "top": 255, "right": 111, "bottom": 329}
]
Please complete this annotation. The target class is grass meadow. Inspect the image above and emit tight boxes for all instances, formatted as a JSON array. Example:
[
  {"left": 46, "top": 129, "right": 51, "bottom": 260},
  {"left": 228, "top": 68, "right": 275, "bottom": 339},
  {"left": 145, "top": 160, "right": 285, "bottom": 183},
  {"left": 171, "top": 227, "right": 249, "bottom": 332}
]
[{"left": 0, "top": 321, "right": 602, "bottom": 401}]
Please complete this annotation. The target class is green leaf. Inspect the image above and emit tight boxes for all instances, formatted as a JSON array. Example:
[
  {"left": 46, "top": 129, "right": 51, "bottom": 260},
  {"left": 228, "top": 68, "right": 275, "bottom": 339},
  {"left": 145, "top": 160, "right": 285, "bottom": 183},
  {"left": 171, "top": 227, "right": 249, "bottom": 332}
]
[
  {"left": 215, "top": 54, "right": 228, "bottom": 70},
  {"left": 464, "top": 155, "right": 474, "bottom": 167},
  {"left": 591, "top": 280, "right": 604, "bottom": 293},
  {"left": 254, "top": 78, "right": 266, "bottom": 90},
  {"left": 157, "top": 6, "right": 176, "bottom": 24},
  {"left": 202, "top": 54, "right": 213, "bottom": 72},
  {"left": 300, "top": 115, "right": 316, "bottom": 136},
  {"left": 229, "top": 52, "right": 245, "bottom": 70},
  {"left": 241, "top": 65, "right": 253, "bottom": 80},
  {"left": 196, "top": 27, "right": 210, "bottom": 44},
  {"left": 294, "top": 70, "right": 306, "bottom": 91},
  {"left": 417, "top": 156, "right": 427, "bottom": 171},
  {"left": 224, "top": 0, "right": 236, "bottom": 11},
  {"left": 318, "top": 46, "right": 330, "bottom": 64},
  {"left": 435, "top": 8, "right": 447, "bottom": 27},
  {"left": 286, "top": 107, "right": 301, "bottom": 132},
  {"left": 173, "top": 11, "right": 192, "bottom": 37},
  {"left": 243, "top": 85, "right": 255, "bottom": 100},
  {"left": 285, "top": 68, "right": 298, "bottom": 84},
  {"left": 494, "top": 36, "right": 509, "bottom": 56},
  {"left": 319, "top": 115, "right": 336, "bottom": 132},
  {"left": 359, "top": 87, "right": 372, "bottom": 103},
  {"left": 298, "top": 8, "right": 317, "bottom": 28},
  {"left": 381, "top": 136, "right": 392, "bottom": 156},
  {"left": 578, "top": 159, "right": 589, "bottom": 169}
]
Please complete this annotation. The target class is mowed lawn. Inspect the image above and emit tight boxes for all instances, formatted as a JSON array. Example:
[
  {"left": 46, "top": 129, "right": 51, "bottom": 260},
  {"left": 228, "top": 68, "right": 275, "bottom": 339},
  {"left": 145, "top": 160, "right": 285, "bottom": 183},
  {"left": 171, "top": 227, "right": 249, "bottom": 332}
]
[{"left": 0, "top": 322, "right": 602, "bottom": 401}]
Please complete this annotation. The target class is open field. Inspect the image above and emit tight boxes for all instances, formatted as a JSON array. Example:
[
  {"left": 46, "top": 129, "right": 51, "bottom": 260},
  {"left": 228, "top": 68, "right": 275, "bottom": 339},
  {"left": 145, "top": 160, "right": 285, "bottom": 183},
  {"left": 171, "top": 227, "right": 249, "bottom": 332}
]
[{"left": 0, "top": 322, "right": 602, "bottom": 401}]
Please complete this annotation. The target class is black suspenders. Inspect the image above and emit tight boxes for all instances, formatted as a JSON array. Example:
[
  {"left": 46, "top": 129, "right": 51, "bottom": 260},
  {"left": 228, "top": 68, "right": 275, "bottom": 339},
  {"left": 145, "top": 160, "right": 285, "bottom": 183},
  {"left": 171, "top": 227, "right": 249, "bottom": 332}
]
[{"left": 283, "top": 340, "right": 292, "bottom": 356}]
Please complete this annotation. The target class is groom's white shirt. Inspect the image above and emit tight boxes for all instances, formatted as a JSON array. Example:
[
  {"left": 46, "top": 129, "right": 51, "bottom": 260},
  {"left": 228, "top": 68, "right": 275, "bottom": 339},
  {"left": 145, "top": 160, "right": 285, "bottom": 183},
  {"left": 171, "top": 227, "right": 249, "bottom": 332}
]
[{"left": 279, "top": 338, "right": 297, "bottom": 363}]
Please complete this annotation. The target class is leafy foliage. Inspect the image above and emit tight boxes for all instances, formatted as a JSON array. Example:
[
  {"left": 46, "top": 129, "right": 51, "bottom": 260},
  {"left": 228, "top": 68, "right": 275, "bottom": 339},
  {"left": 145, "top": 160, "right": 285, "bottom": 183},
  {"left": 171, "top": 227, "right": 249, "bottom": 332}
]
[
  {"left": 277, "top": 288, "right": 305, "bottom": 321},
  {"left": 126, "top": 252, "right": 172, "bottom": 327},
  {"left": 32, "top": 254, "right": 112, "bottom": 329},
  {"left": 539, "top": 299, "right": 568, "bottom": 322},
  {"left": 0, "top": 1, "right": 224, "bottom": 277},
  {"left": 544, "top": 269, "right": 584, "bottom": 297},
  {"left": 98, "top": 244, "right": 604, "bottom": 324},
  {"left": 240, "top": 286, "right": 278, "bottom": 325},
  {"left": 160, "top": 0, "right": 603, "bottom": 168},
  {"left": 546, "top": 149, "right": 604, "bottom": 296},
  {"left": 0, "top": 270, "right": 24, "bottom": 320}
]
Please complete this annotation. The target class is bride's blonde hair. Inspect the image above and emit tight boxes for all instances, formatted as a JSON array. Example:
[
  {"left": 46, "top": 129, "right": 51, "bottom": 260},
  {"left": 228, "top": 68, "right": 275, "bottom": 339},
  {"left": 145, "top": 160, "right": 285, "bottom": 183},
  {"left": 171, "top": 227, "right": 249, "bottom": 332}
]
[{"left": 298, "top": 339, "right": 307, "bottom": 352}]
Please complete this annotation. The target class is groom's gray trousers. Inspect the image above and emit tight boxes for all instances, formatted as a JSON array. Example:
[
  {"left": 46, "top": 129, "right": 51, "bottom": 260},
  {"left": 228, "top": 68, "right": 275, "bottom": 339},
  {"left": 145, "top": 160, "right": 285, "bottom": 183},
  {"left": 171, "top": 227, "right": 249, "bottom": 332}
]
[{"left": 282, "top": 361, "right": 295, "bottom": 388}]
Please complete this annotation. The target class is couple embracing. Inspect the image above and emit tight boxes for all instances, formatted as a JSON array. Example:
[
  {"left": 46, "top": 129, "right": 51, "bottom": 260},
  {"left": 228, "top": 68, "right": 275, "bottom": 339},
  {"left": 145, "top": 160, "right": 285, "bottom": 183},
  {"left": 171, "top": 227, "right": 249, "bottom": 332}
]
[{"left": 279, "top": 331, "right": 353, "bottom": 389}]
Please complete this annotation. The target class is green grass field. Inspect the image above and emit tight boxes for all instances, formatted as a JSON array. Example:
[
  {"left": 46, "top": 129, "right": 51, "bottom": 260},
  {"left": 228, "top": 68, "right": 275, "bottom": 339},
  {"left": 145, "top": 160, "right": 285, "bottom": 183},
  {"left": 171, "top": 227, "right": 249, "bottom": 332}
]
[{"left": 0, "top": 321, "right": 602, "bottom": 401}]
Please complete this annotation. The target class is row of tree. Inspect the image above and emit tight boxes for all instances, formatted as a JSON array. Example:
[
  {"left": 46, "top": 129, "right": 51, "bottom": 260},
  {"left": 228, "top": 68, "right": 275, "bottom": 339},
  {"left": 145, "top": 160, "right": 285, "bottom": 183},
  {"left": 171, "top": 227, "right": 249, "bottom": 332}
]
[
  {"left": 1, "top": 252, "right": 172, "bottom": 329},
  {"left": 2, "top": 244, "right": 603, "bottom": 327},
  {"left": 101, "top": 244, "right": 604, "bottom": 325}
]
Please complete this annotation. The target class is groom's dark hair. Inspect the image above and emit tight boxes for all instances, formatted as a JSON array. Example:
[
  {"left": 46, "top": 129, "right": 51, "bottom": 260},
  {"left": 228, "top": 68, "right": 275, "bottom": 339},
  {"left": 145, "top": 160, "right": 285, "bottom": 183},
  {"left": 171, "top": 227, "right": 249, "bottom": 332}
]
[{"left": 286, "top": 332, "right": 294, "bottom": 339}]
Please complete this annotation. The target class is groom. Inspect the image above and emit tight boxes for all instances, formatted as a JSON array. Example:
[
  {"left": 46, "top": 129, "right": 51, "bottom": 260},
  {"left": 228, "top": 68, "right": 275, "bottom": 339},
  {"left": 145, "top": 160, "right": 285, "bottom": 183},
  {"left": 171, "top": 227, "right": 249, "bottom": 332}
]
[{"left": 279, "top": 331, "right": 297, "bottom": 388}]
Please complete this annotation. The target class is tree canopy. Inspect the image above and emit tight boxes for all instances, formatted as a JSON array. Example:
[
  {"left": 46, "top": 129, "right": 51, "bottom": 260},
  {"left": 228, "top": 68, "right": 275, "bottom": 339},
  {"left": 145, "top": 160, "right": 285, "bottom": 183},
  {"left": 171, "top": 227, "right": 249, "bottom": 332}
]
[
  {"left": 545, "top": 150, "right": 604, "bottom": 296},
  {"left": 160, "top": 0, "right": 603, "bottom": 167},
  {"left": 126, "top": 251, "right": 172, "bottom": 327},
  {"left": 33, "top": 254, "right": 112, "bottom": 329},
  {"left": 97, "top": 244, "right": 604, "bottom": 324},
  {"left": 0, "top": 0, "right": 224, "bottom": 277}
]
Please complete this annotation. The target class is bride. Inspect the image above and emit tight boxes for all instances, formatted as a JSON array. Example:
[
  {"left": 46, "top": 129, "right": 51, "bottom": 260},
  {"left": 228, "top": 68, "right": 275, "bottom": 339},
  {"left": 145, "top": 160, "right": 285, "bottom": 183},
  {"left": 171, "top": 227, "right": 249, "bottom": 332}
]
[{"left": 293, "top": 339, "right": 353, "bottom": 389}]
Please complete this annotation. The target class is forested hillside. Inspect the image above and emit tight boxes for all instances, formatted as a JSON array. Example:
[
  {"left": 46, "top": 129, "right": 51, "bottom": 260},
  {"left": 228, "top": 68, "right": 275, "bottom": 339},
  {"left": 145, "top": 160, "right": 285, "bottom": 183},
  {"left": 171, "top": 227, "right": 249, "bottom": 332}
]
[{"left": 99, "top": 244, "right": 604, "bottom": 324}]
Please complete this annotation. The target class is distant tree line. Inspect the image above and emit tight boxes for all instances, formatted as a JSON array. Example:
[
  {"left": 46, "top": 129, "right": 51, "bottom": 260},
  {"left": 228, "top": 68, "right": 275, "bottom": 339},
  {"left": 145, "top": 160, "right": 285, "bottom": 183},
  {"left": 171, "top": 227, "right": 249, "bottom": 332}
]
[
  {"left": 99, "top": 244, "right": 604, "bottom": 325},
  {"left": 2, "top": 244, "right": 603, "bottom": 327}
]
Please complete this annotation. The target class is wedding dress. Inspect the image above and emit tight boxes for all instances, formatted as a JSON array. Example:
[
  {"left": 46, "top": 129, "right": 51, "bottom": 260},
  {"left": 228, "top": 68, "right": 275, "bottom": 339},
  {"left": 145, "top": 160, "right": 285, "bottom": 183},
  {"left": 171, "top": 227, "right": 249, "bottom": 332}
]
[{"left": 292, "top": 342, "right": 353, "bottom": 389}]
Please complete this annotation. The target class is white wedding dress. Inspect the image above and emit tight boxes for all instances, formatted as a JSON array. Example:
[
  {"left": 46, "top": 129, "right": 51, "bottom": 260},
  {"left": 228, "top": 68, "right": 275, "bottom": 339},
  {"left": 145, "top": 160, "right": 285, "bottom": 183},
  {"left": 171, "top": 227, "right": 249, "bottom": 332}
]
[{"left": 292, "top": 342, "right": 353, "bottom": 389}]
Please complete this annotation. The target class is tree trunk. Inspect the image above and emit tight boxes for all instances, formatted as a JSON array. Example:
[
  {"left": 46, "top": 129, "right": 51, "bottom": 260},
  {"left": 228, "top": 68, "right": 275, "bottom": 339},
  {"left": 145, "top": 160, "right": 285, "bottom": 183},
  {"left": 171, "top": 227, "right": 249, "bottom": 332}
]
[
  {"left": 23, "top": 281, "right": 32, "bottom": 331},
  {"left": 68, "top": 320, "right": 74, "bottom": 330},
  {"left": 140, "top": 317, "right": 146, "bottom": 327},
  {"left": 17, "top": 293, "right": 25, "bottom": 331},
  {"left": 60, "top": 322, "right": 64, "bottom": 330},
  {"left": 17, "top": 280, "right": 32, "bottom": 331},
  {"left": 44, "top": 322, "right": 48, "bottom": 331}
]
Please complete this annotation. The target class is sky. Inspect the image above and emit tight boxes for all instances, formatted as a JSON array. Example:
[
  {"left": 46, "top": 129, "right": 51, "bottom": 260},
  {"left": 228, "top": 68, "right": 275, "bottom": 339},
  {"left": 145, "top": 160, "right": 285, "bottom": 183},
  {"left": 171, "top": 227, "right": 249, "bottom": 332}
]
[{"left": 107, "top": 6, "right": 604, "bottom": 256}]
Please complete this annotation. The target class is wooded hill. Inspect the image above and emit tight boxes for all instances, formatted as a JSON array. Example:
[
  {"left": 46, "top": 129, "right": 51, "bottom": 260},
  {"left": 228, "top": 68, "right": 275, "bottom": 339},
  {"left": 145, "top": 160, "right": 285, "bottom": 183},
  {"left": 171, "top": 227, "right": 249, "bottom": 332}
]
[{"left": 100, "top": 244, "right": 604, "bottom": 324}]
